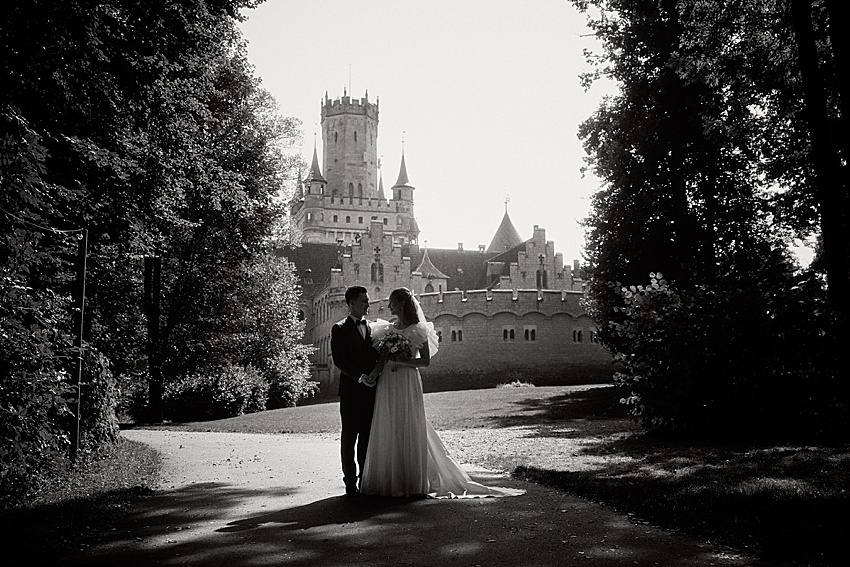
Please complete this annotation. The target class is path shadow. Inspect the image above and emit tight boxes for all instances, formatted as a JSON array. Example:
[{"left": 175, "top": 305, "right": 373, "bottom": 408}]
[
  {"left": 488, "top": 384, "right": 636, "bottom": 439},
  {"left": 59, "top": 479, "right": 762, "bottom": 567}
]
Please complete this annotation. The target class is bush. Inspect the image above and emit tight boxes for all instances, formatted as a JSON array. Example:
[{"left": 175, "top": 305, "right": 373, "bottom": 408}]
[
  {"left": 599, "top": 271, "right": 847, "bottom": 438},
  {"left": 162, "top": 365, "right": 268, "bottom": 422}
]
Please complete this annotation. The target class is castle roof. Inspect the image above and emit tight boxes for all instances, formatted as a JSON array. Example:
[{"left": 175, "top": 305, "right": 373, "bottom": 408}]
[
  {"left": 393, "top": 151, "right": 413, "bottom": 188},
  {"left": 377, "top": 174, "right": 385, "bottom": 200},
  {"left": 306, "top": 144, "right": 326, "bottom": 183},
  {"left": 413, "top": 248, "right": 449, "bottom": 279},
  {"left": 474, "top": 239, "right": 528, "bottom": 289},
  {"left": 410, "top": 247, "right": 500, "bottom": 291},
  {"left": 278, "top": 242, "right": 339, "bottom": 296},
  {"left": 486, "top": 210, "right": 523, "bottom": 253}
]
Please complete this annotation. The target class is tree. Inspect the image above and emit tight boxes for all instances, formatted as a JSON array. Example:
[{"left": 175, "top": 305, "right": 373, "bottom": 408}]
[{"left": 572, "top": 0, "right": 846, "bottom": 435}]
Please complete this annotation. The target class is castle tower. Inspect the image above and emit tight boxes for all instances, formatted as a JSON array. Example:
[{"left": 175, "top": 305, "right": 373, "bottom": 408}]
[
  {"left": 321, "top": 90, "right": 379, "bottom": 199},
  {"left": 293, "top": 91, "right": 420, "bottom": 247},
  {"left": 391, "top": 149, "right": 419, "bottom": 246},
  {"left": 487, "top": 207, "right": 523, "bottom": 252}
]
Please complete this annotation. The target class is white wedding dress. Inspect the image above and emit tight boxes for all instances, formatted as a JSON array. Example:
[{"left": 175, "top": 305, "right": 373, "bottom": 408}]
[{"left": 359, "top": 320, "right": 525, "bottom": 498}]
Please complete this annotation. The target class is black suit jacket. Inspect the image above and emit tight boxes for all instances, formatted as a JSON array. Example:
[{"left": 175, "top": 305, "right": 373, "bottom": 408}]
[{"left": 331, "top": 317, "right": 379, "bottom": 398}]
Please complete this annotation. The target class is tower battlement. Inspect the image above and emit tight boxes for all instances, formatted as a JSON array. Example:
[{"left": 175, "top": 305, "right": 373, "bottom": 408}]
[{"left": 322, "top": 94, "right": 379, "bottom": 121}]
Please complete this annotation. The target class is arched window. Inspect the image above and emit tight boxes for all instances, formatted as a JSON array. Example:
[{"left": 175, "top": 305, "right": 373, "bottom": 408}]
[
  {"left": 451, "top": 330, "right": 457, "bottom": 342},
  {"left": 358, "top": 183, "right": 363, "bottom": 197},
  {"left": 531, "top": 329, "right": 536, "bottom": 341},
  {"left": 510, "top": 329, "right": 515, "bottom": 341},
  {"left": 383, "top": 218, "right": 388, "bottom": 225},
  {"left": 334, "top": 132, "right": 338, "bottom": 143},
  {"left": 536, "top": 270, "right": 548, "bottom": 289},
  {"left": 348, "top": 183, "right": 354, "bottom": 197},
  {"left": 345, "top": 215, "right": 351, "bottom": 223},
  {"left": 354, "top": 131, "right": 357, "bottom": 142},
  {"left": 458, "top": 330, "right": 463, "bottom": 342},
  {"left": 525, "top": 329, "right": 530, "bottom": 341},
  {"left": 371, "top": 262, "right": 384, "bottom": 283},
  {"left": 425, "top": 283, "right": 434, "bottom": 293},
  {"left": 503, "top": 329, "right": 508, "bottom": 341}
]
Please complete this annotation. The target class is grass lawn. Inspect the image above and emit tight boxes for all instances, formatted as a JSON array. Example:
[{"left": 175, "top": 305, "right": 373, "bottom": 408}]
[{"left": 4, "top": 383, "right": 848, "bottom": 566}]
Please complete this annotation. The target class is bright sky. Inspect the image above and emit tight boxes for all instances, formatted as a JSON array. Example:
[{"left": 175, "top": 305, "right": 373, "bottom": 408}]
[{"left": 237, "top": 0, "right": 618, "bottom": 262}]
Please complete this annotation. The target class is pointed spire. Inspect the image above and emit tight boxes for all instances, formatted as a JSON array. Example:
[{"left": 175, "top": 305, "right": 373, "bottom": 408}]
[
  {"left": 394, "top": 149, "right": 412, "bottom": 187},
  {"left": 487, "top": 209, "right": 523, "bottom": 253},
  {"left": 306, "top": 142, "right": 326, "bottom": 183},
  {"left": 414, "top": 247, "right": 449, "bottom": 279},
  {"left": 378, "top": 173, "right": 386, "bottom": 200}
]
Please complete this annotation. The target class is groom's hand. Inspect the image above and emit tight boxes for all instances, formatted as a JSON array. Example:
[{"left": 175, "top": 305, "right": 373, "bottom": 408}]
[{"left": 359, "top": 373, "right": 377, "bottom": 387}]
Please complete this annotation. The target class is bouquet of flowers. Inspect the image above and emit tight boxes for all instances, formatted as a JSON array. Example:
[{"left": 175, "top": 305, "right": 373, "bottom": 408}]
[{"left": 377, "top": 330, "right": 413, "bottom": 361}]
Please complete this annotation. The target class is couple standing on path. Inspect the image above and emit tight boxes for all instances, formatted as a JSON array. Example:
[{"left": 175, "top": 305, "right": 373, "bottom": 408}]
[{"left": 331, "top": 285, "right": 525, "bottom": 499}]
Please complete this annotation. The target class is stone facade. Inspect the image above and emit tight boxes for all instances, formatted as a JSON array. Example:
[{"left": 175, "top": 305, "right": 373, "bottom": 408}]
[{"left": 285, "top": 91, "right": 613, "bottom": 396}]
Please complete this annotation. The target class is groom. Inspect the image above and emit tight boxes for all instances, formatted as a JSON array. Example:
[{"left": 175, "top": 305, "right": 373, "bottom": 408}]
[{"left": 330, "top": 285, "right": 379, "bottom": 496}]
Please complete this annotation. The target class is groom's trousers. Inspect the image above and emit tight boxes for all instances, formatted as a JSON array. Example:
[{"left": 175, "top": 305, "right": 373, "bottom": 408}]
[{"left": 340, "top": 385, "right": 376, "bottom": 488}]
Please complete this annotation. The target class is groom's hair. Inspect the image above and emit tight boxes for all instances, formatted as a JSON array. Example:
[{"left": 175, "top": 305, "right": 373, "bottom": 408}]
[{"left": 345, "top": 285, "right": 368, "bottom": 305}]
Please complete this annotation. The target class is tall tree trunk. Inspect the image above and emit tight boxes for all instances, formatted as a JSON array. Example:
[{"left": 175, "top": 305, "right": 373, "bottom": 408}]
[
  {"left": 144, "top": 254, "right": 163, "bottom": 423},
  {"left": 790, "top": 0, "right": 850, "bottom": 323}
]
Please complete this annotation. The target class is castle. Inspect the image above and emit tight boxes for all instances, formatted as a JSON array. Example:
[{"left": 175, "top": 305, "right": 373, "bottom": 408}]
[{"left": 286, "top": 91, "right": 612, "bottom": 395}]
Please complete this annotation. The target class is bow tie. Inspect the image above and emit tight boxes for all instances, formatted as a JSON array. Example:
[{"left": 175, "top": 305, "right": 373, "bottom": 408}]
[{"left": 356, "top": 319, "right": 367, "bottom": 326}]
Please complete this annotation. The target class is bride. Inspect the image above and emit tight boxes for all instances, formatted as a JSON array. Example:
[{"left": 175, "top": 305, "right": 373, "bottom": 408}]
[{"left": 358, "top": 287, "right": 524, "bottom": 499}]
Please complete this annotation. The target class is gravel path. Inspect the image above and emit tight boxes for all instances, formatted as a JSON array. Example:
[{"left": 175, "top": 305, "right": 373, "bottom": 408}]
[{"left": 65, "top": 428, "right": 770, "bottom": 567}]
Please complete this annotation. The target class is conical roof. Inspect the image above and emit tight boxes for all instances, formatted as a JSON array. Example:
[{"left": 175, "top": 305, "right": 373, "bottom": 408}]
[
  {"left": 378, "top": 173, "right": 386, "bottom": 200},
  {"left": 306, "top": 144, "right": 326, "bottom": 183},
  {"left": 486, "top": 211, "right": 523, "bottom": 252},
  {"left": 393, "top": 151, "right": 413, "bottom": 188},
  {"left": 414, "top": 248, "right": 449, "bottom": 279}
]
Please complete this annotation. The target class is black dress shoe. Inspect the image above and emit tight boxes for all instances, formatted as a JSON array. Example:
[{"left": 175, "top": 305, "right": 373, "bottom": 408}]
[{"left": 345, "top": 485, "right": 359, "bottom": 497}]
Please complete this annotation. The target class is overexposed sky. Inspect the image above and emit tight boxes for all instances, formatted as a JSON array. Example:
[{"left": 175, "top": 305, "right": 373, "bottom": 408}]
[{"left": 237, "top": 0, "right": 617, "bottom": 262}]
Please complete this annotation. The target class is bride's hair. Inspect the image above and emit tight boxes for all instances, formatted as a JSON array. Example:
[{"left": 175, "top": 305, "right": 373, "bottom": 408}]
[{"left": 390, "top": 287, "right": 420, "bottom": 324}]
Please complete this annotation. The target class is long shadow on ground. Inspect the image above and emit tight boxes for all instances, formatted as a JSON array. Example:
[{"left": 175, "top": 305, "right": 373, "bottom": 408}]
[
  {"left": 499, "top": 387, "right": 850, "bottom": 567},
  {"left": 59, "top": 480, "right": 758, "bottom": 567}
]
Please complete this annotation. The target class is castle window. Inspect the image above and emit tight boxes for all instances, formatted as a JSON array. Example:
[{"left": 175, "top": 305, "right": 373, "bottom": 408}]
[
  {"left": 358, "top": 216, "right": 363, "bottom": 224},
  {"left": 358, "top": 183, "right": 363, "bottom": 197},
  {"left": 371, "top": 262, "right": 384, "bottom": 283},
  {"left": 451, "top": 330, "right": 457, "bottom": 342},
  {"left": 590, "top": 330, "right": 599, "bottom": 344},
  {"left": 334, "top": 132, "right": 338, "bottom": 143},
  {"left": 346, "top": 216, "right": 351, "bottom": 223},
  {"left": 524, "top": 326, "right": 537, "bottom": 341},
  {"left": 436, "top": 330, "right": 442, "bottom": 343},
  {"left": 383, "top": 218, "right": 388, "bottom": 225},
  {"left": 354, "top": 131, "right": 357, "bottom": 142},
  {"left": 425, "top": 283, "right": 434, "bottom": 293},
  {"left": 333, "top": 215, "right": 338, "bottom": 222},
  {"left": 348, "top": 183, "right": 354, "bottom": 197},
  {"left": 536, "top": 270, "right": 548, "bottom": 289},
  {"left": 306, "top": 212, "right": 313, "bottom": 221},
  {"left": 397, "top": 217, "right": 402, "bottom": 226},
  {"left": 573, "top": 329, "right": 583, "bottom": 342}
]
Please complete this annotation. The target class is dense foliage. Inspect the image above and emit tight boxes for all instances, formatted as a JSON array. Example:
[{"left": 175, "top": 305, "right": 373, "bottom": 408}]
[
  {"left": 574, "top": 0, "right": 848, "bottom": 436},
  {"left": 1, "top": 0, "right": 314, "bottom": 506}
]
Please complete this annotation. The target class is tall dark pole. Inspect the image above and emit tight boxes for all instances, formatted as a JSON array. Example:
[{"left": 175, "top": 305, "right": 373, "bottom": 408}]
[
  {"left": 144, "top": 254, "right": 163, "bottom": 422},
  {"left": 72, "top": 229, "right": 88, "bottom": 460}
]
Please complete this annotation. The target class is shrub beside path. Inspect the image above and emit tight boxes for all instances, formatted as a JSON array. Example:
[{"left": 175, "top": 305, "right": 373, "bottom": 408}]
[{"left": 72, "top": 386, "right": 770, "bottom": 566}]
